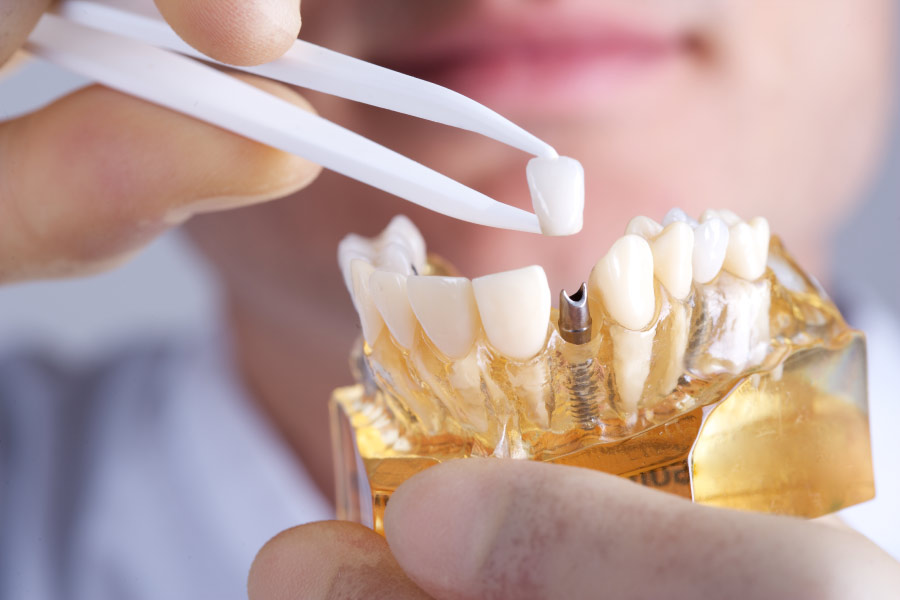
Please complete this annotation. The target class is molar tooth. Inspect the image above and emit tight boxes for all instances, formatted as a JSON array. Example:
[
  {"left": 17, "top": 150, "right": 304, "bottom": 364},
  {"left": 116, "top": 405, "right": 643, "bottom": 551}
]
[
  {"left": 370, "top": 271, "right": 417, "bottom": 349},
  {"left": 701, "top": 208, "right": 741, "bottom": 226},
  {"left": 407, "top": 276, "right": 480, "bottom": 359},
  {"left": 472, "top": 266, "right": 551, "bottom": 360},
  {"left": 650, "top": 222, "right": 694, "bottom": 300},
  {"left": 589, "top": 235, "right": 656, "bottom": 331},
  {"left": 349, "top": 259, "right": 384, "bottom": 346},
  {"left": 625, "top": 216, "right": 663, "bottom": 239},
  {"left": 662, "top": 207, "right": 697, "bottom": 228},
  {"left": 692, "top": 218, "right": 730, "bottom": 284},
  {"left": 380, "top": 215, "right": 427, "bottom": 272},
  {"left": 526, "top": 156, "right": 585, "bottom": 236},
  {"left": 723, "top": 217, "right": 770, "bottom": 280},
  {"left": 376, "top": 241, "right": 415, "bottom": 276}
]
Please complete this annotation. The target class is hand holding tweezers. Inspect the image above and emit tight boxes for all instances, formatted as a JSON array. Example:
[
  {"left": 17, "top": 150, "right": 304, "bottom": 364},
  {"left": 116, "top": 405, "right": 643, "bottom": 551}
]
[{"left": 24, "top": 0, "right": 562, "bottom": 234}]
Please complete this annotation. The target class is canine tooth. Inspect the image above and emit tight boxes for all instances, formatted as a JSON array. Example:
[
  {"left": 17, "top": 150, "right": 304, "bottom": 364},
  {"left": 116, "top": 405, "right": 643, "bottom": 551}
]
[
  {"left": 589, "top": 235, "right": 656, "bottom": 331},
  {"left": 338, "top": 234, "right": 374, "bottom": 293},
  {"left": 692, "top": 218, "right": 730, "bottom": 284},
  {"left": 376, "top": 241, "right": 415, "bottom": 276},
  {"left": 662, "top": 207, "right": 697, "bottom": 228},
  {"left": 723, "top": 217, "right": 770, "bottom": 280},
  {"left": 407, "top": 276, "right": 480, "bottom": 359},
  {"left": 349, "top": 259, "right": 384, "bottom": 346},
  {"left": 473, "top": 266, "right": 551, "bottom": 360},
  {"left": 526, "top": 156, "right": 585, "bottom": 236},
  {"left": 650, "top": 222, "right": 694, "bottom": 300},
  {"left": 625, "top": 216, "right": 663, "bottom": 239},
  {"left": 610, "top": 325, "right": 654, "bottom": 414},
  {"left": 370, "top": 271, "right": 417, "bottom": 349},
  {"left": 381, "top": 215, "right": 427, "bottom": 272}
]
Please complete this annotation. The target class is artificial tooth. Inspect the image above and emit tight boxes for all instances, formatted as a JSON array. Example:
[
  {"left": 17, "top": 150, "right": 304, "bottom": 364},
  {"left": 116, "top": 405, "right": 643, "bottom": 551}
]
[
  {"left": 589, "top": 235, "right": 656, "bottom": 331},
  {"left": 380, "top": 215, "right": 427, "bottom": 272},
  {"left": 610, "top": 325, "right": 654, "bottom": 414},
  {"left": 692, "top": 217, "right": 730, "bottom": 284},
  {"left": 723, "top": 217, "right": 770, "bottom": 280},
  {"left": 349, "top": 259, "right": 384, "bottom": 346},
  {"left": 407, "top": 276, "right": 480, "bottom": 359},
  {"left": 369, "top": 271, "right": 417, "bottom": 349},
  {"left": 625, "top": 215, "right": 663, "bottom": 239},
  {"left": 472, "top": 266, "right": 551, "bottom": 360},
  {"left": 650, "top": 222, "right": 694, "bottom": 300},
  {"left": 376, "top": 241, "right": 415, "bottom": 276},
  {"left": 662, "top": 207, "right": 697, "bottom": 228},
  {"left": 701, "top": 208, "right": 741, "bottom": 226},
  {"left": 526, "top": 156, "right": 585, "bottom": 236},
  {"left": 338, "top": 234, "right": 374, "bottom": 293}
]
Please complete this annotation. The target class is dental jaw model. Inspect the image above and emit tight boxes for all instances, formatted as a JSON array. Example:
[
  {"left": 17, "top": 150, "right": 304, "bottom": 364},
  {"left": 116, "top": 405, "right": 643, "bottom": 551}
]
[{"left": 332, "top": 211, "right": 874, "bottom": 533}]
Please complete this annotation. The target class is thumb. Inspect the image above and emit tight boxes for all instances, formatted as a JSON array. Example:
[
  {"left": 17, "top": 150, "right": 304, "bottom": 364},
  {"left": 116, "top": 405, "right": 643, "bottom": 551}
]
[
  {"left": 384, "top": 459, "right": 900, "bottom": 600},
  {"left": 154, "top": 0, "right": 302, "bottom": 66}
]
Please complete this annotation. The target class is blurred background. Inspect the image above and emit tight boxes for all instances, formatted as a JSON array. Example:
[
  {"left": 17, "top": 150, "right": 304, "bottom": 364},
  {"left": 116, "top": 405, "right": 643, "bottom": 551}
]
[{"left": 0, "top": 56, "right": 897, "bottom": 361}]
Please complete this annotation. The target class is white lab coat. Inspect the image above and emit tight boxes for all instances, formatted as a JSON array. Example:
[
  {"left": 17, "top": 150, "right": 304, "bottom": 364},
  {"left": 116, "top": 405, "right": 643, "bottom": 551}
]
[{"left": 0, "top": 297, "right": 897, "bottom": 599}]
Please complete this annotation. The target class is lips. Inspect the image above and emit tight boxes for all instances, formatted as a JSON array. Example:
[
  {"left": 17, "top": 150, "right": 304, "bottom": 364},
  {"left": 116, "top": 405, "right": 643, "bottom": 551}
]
[{"left": 373, "top": 12, "right": 694, "bottom": 114}]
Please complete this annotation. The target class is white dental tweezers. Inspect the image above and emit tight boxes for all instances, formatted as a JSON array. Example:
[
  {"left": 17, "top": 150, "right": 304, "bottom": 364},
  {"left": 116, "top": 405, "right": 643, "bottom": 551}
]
[{"left": 23, "top": 0, "right": 559, "bottom": 234}]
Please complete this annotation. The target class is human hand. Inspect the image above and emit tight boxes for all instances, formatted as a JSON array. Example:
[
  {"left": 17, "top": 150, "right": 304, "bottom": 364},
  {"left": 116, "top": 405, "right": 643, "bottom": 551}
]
[
  {"left": 249, "top": 459, "right": 900, "bottom": 599},
  {"left": 0, "top": 0, "right": 317, "bottom": 282}
]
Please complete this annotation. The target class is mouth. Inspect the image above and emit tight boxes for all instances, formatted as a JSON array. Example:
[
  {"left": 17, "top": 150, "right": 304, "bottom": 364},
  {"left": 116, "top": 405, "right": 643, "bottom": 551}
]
[{"left": 373, "top": 11, "right": 697, "bottom": 114}]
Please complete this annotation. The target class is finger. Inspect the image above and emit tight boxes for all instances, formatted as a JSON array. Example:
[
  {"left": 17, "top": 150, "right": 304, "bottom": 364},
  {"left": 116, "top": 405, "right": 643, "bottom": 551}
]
[
  {"left": 248, "top": 521, "right": 432, "bottom": 600},
  {"left": 154, "top": 0, "right": 301, "bottom": 66},
  {"left": 0, "top": 74, "right": 320, "bottom": 282},
  {"left": 0, "top": 0, "right": 53, "bottom": 66},
  {"left": 385, "top": 459, "right": 900, "bottom": 600}
]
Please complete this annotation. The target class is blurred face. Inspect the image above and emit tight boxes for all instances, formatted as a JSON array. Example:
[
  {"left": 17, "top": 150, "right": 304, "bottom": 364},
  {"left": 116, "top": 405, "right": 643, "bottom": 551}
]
[{"left": 188, "top": 0, "right": 896, "bottom": 335}]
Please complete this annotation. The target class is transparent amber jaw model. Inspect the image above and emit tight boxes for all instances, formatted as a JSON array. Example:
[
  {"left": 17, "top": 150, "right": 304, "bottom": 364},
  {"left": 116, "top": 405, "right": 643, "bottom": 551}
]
[{"left": 331, "top": 237, "right": 874, "bottom": 533}]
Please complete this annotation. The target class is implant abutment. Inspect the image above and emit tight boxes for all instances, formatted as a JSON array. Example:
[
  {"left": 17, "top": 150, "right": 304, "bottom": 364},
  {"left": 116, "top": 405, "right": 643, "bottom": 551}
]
[{"left": 559, "top": 283, "right": 592, "bottom": 345}]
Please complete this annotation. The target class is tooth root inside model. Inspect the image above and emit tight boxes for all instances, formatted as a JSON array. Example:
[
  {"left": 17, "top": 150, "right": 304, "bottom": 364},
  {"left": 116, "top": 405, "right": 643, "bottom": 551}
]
[
  {"left": 526, "top": 156, "right": 585, "bottom": 236},
  {"left": 610, "top": 325, "right": 654, "bottom": 415},
  {"left": 406, "top": 276, "right": 480, "bottom": 359},
  {"left": 370, "top": 271, "right": 417, "bottom": 349},
  {"left": 349, "top": 259, "right": 384, "bottom": 346},
  {"left": 723, "top": 217, "right": 770, "bottom": 280},
  {"left": 589, "top": 235, "right": 656, "bottom": 331},
  {"left": 472, "top": 266, "right": 551, "bottom": 361}
]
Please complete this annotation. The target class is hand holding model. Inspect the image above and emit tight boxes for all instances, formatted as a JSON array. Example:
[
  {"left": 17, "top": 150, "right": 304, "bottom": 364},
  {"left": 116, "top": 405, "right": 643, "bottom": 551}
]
[
  {"left": 0, "top": 0, "right": 319, "bottom": 282},
  {"left": 249, "top": 460, "right": 900, "bottom": 600}
]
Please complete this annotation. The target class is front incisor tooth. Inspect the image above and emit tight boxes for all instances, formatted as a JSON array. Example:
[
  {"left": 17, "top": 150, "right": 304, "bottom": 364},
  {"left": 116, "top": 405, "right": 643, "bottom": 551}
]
[
  {"left": 723, "top": 217, "right": 770, "bottom": 280},
  {"left": 349, "top": 259, "right": 384, "bottom": 346},
  {"left": 625, "top": 215, "right": 663, "bottom": 238},
  {"left": 526, "top": 156, "right": 585, "bottom": 236},
  {"left": 589, "top": 235, "right": 656, "bottom": 331},
  {"left": 472, "top": 266, "right": 551, "bottom": 360},
  {"left": 692, "top": 217, "right": 730, "bottom": 284},
  {"left": 650, "top": 222, "right": 694, "bottom": 300},
  {"left": 369, "top": 271, "right": 417, "bottom": 349},
  {"left": 407, "top": 276, "right": 480, "bottom": 359}
]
